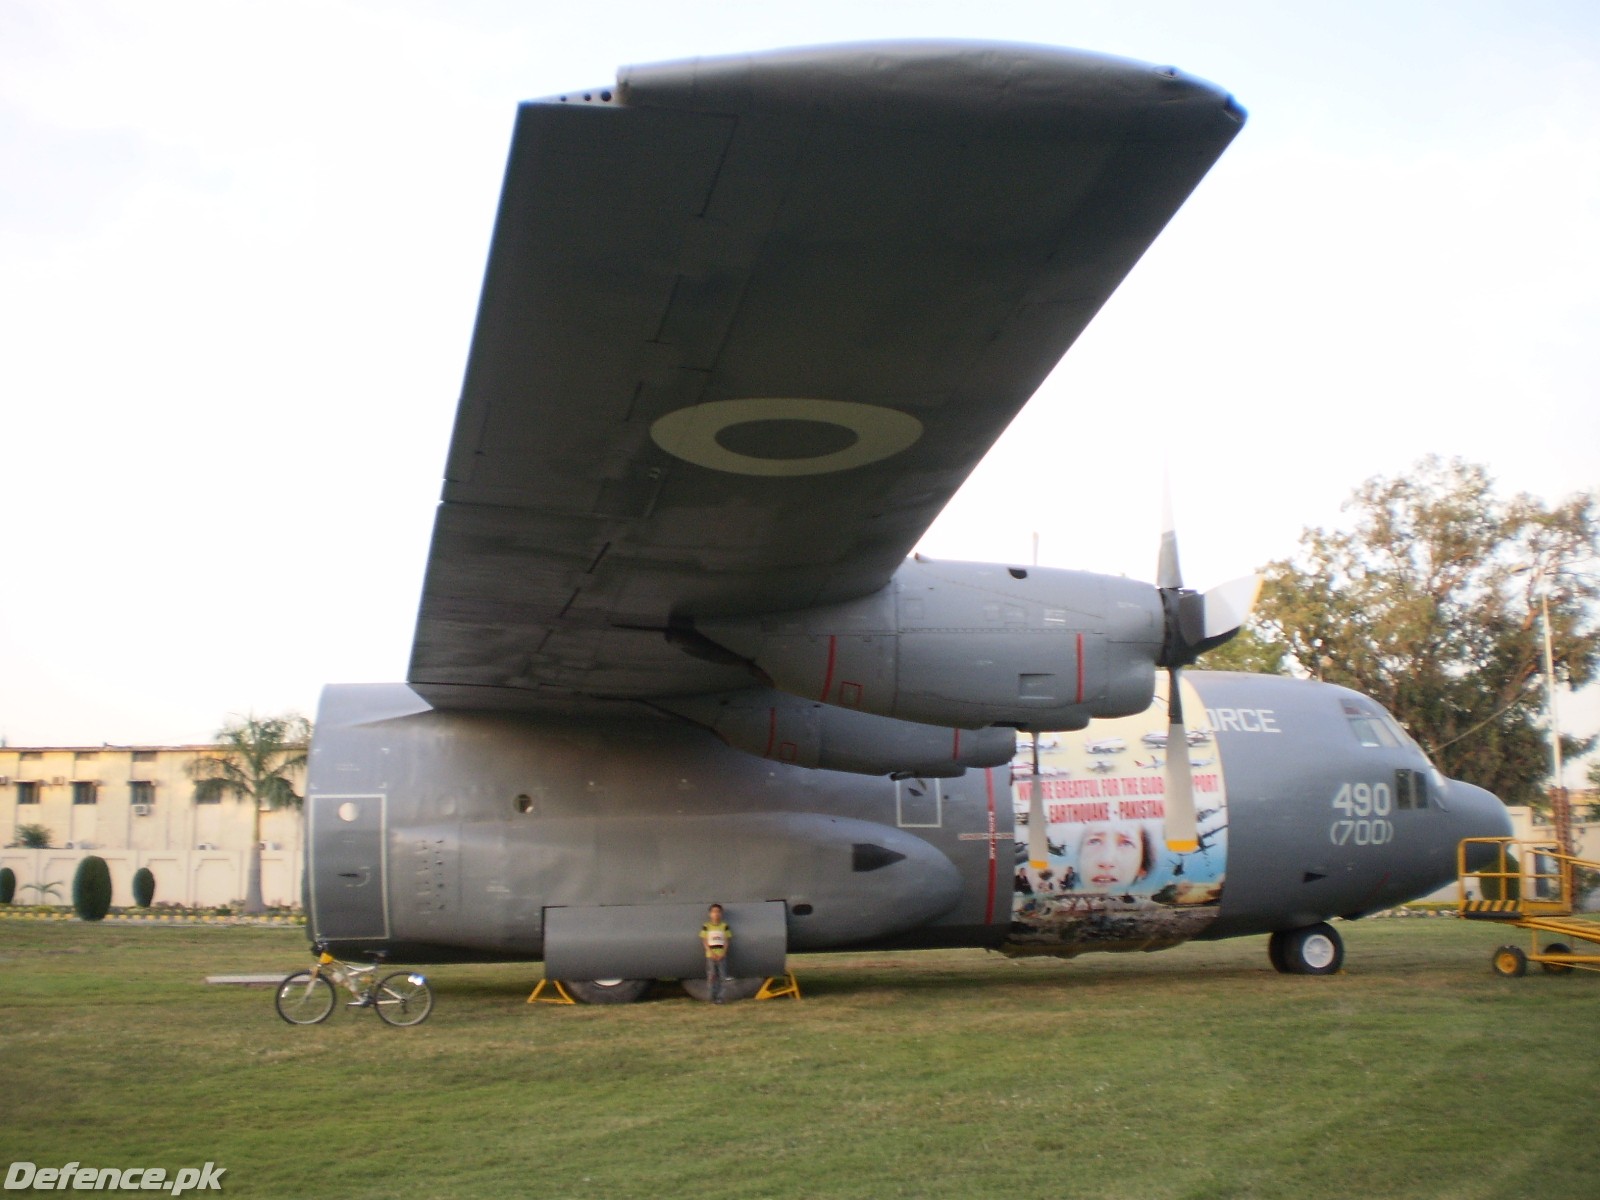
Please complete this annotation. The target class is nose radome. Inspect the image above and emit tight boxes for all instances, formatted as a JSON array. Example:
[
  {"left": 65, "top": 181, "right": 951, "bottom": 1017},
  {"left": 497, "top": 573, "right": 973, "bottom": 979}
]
[{"left": 1449, "top": 781, "right": 1513, "bottom": 868}]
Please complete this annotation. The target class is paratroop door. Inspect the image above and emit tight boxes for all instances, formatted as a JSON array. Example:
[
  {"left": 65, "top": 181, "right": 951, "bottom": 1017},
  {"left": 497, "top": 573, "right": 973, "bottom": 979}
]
[{"left": 308, "top": 793, "right": 389, "bottom": 940}]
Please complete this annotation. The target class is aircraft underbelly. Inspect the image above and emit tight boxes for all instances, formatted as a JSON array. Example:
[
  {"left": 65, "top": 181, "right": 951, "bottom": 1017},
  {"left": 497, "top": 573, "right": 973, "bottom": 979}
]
[{"left": 384, "top": 812, "right": 964, "bottom": 957}]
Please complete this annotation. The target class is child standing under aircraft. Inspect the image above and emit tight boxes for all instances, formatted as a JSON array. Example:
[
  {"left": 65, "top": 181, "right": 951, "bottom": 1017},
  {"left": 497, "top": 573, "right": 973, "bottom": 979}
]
[{"left": 699, "top": 904, "right": 732, "bottom": 1003}]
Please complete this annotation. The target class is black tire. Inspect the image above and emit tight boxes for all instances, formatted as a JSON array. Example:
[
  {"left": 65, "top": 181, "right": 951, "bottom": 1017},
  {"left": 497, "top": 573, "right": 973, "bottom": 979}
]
[
  {"left": 373, "top": 971, "right": 434, "bottom": 1026},
  {"left": 561, "top": 978, "right": 652, "bottom": 1005},
  {"left": 681, "top": 976, "right": 766, "bottom": 1003},
  {"left": 1539, "top": 943, "right": 1575, "bottom": 975},
  {"left": 1267, "top": 931, "right": 1292, "bottom": 974},
  {"left": 275, "top": 970, "right": 336, "bottom": 1024},
  {"left": 1492, "top": 945, "right": 1527, "bottom": 977},
  {"left": 1277, "top": 923, "right": 1344, "bottom": 975}
]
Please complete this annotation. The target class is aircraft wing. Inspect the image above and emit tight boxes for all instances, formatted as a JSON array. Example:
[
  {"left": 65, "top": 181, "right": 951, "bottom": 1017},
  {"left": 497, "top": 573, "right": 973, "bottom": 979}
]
[{"left": 408, "top": 42, "right": 1243, "bottom": 710}]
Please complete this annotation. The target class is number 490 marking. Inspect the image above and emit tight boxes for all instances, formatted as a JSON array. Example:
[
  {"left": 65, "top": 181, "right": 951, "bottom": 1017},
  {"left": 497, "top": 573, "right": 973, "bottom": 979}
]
[{"left": 1330, "top": 782, "right": 1394, "bottom": 845}]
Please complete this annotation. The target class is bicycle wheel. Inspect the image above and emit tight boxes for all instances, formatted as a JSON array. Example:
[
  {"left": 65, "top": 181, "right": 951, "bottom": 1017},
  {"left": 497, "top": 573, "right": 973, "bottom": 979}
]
[
  {"left": 373, "top": 971, "right": 434, "bottom": 1026},
  {"left": 275, "top": 970, "right": 336, "bottom": 1025}
]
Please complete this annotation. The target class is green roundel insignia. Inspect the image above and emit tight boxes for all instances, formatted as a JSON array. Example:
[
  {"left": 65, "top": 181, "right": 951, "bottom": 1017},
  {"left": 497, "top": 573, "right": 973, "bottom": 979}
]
[{"left": 649, "top": 398, "right": 923, "bottom": 476}]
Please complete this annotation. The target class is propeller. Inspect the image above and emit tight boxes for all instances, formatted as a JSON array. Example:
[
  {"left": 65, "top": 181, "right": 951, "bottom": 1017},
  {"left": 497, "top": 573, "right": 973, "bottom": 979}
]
[
  {"left": 1027, "top": 731, "right": 1050, "bottom": 875},
  {"left": 1156, "top": 484, "right": 1260, "bottom": 853}
]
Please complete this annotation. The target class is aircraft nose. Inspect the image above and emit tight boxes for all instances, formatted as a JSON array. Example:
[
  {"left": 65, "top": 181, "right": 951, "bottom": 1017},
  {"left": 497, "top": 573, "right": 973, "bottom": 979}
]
[{"left": 1448, "top": 780, "right": 1513, "bottom": 869}]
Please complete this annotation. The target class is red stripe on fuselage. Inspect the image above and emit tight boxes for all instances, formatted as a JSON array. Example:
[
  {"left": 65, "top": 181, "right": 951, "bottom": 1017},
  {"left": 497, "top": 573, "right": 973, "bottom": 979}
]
[{"left": 819, "top": 635, "right": 837, "bottom": 702}]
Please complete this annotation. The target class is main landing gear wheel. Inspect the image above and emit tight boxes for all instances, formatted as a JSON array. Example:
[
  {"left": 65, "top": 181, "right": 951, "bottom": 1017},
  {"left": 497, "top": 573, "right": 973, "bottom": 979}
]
[
  {"left": 1268, "top": 923, "right": 1344, "bottom": 975},
  {"left": 560, "top": 978, "right": 652, "bottom": 1005},
  {"left": 680, "top": 976, "right": 765, "bottom": 1003},
  {"left": 1491, "top": 945, "right": 1528, "bottom": 977},
  {"left": 1540, "top": 943, "right": 1574, "bottom": 975}
]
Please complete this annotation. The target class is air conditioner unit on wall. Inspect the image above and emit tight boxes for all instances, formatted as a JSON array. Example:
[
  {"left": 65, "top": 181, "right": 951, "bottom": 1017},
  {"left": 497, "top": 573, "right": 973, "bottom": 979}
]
[
  {"left": 132, "top": 803, "right": 151, "bottom": 817},
  {"left": 50, "top": 776, "right": 67, "bottom": 786},
  {"left": 0, "top": 776, "right": 10, "bottom": 786}
]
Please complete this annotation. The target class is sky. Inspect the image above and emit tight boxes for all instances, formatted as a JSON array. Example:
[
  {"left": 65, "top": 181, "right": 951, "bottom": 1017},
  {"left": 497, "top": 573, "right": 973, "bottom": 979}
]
[{"left": 2, "top": 0, "right": 1597, "bottom": 776}]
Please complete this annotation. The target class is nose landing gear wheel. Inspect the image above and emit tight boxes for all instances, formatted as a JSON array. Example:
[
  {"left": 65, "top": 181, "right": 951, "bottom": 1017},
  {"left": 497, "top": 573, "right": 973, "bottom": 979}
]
[{"left": 1268, "top": 923, "right": 1344, "bottom": 975}]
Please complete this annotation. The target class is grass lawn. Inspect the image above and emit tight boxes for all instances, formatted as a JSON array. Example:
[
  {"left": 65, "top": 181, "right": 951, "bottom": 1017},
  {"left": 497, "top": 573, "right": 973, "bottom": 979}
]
[{"left": 2, "top": 917, "right": 1597, "bottom": 1199}]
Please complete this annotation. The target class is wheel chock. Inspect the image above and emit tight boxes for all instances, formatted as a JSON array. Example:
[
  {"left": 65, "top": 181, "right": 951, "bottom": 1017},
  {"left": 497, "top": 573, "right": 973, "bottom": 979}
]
[
  {"left": 755, "top": 972, "right": 801, "bottom": 1001},
  {"left": 527, "top": 978, "right": 577, "bottom": 1004}
]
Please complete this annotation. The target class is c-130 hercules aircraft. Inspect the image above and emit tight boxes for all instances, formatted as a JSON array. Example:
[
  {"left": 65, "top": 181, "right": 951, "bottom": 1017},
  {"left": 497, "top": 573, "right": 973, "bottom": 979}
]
[{"left": 305, "top": 41, "right": 1510, "bottom": 1001}]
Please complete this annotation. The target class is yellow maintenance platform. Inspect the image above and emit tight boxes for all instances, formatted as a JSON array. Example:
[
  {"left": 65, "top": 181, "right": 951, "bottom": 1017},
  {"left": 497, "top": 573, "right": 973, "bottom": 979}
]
[{"left": 1459, "top": 837, "right": 1600, "bottom": 976}]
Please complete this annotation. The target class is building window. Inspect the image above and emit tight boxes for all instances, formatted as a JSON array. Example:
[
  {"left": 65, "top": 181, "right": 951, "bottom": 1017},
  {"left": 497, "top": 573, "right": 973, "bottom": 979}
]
[
  {"left": 194, "top": 785, "right": 222, "bottom": 805},
  {"left": 130, "top": 780, "right": 155, "bottom": 808},
  {"left": 71, "top": 781, "right": 98, "bottom": 806},
  {"left": 132, "top": 751, "right": 157, "bottom": 763},
  {"left": 16, "top": 781, "right": 39, "bottom": 805}
]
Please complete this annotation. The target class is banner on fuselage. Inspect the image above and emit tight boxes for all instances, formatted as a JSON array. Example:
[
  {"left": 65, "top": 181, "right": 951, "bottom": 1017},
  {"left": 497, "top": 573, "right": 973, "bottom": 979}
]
[{"left": 1004, "top": 678, "right": 1228, "bottom": 956}]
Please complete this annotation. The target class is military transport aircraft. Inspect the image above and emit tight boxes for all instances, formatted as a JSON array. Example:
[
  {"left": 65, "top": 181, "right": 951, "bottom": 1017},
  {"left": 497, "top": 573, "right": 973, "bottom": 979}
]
[{"left": 303, "top": 41, "right": 1510, "bottom": 1001}]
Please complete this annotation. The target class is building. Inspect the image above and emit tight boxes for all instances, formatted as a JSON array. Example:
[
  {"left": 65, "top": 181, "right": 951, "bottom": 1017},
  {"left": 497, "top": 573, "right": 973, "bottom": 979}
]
[{"left": 1, "top": 744, "right": 305, "bottom": 909}]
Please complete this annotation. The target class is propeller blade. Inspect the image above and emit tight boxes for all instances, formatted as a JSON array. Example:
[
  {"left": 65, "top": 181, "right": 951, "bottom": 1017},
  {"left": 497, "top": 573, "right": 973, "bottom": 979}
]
[
  {"left": 1028, "top": 733, "right": 1049, "bottom": 870},
  {"left": 1157, "top": 475, "right": 1183, "bottom": 591},
  {"left": 1153, "top": 486, "right": 1239, "bottom": 852},
  {"left": 1201, "top": 574, "right": 1263, "bottom": 642},
  {"left": 1164, "top": 669, "right": 1199, "bottom": 853}
]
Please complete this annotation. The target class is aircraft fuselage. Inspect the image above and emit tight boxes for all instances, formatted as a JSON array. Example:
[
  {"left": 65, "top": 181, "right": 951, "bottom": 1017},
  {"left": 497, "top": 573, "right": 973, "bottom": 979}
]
[{"left": 305, "top": 672, "right": 1508, "bottom": 979}]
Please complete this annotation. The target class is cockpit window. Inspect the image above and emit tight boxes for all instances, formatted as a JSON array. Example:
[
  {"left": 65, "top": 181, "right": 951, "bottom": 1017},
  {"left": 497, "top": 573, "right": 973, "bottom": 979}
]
[
  {"left": 1341, "top": 700, "right": 1398, "bottom": 748},
  {"left": 1395, "top": 767, "right": 1429, "bottom": 809},
  {"left": 1379, "top": 711, "right": 1428, "bottom": 759},
  {"left": 1350, "top": 716, "right": 1395, "bottom": 747},
  {"left": 1340, "top": 699, "right": 1448, "bottom": 809}
]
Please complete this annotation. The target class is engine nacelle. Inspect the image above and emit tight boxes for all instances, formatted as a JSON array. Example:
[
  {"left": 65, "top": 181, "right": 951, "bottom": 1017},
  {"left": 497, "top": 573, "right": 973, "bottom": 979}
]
[
  {"left": 655, "top": 688, "right": 1016, "bottom": 777},
  {"left": 699, "top": 557, "right": 1165, "bottom": 731}
]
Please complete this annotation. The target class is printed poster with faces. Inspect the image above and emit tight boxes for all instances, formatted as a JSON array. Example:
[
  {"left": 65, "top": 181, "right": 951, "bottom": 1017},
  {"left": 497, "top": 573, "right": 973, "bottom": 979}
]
[{"left": 1005, "top": 678, "right": 1229, "bottom": 956}]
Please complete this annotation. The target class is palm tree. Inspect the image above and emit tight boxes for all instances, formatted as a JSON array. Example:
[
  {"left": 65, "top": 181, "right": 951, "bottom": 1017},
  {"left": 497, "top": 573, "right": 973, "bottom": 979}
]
[{"left": 187, "top": 713, "right": 311, "bottom": 914}]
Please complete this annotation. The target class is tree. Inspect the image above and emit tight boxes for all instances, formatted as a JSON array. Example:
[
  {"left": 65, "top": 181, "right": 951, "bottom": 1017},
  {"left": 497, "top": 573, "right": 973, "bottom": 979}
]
[
  {"left": 1239, "top": 457, "right": 1598, "bottom": 809},
  {"left": 15, "top": 822, "right": 52, "bottom": 849},
  {"left": 73, "top": 855, "right": 113, "bottom": 921},
  {"left": 1194, "top": 625, "right": 1288, "bottom": 675},
  {"left": 187, "top": 713, "right": 311, "bottom": 914}
]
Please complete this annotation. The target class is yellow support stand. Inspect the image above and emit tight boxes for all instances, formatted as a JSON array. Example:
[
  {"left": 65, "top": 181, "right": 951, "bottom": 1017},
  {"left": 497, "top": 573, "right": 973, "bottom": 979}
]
[
  {"left": 755, "top": 971, "right": 802, "bottom": 1001},
  {"left": 527, "top": 978, "right": 577, "bottom": 1004},
  {"left": 1459, "top": 837, "right": 1600, "bottom": 975}
]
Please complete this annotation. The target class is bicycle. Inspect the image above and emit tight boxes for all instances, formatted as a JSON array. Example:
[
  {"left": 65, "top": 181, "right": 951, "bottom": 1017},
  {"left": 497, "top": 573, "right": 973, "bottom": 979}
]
[{"left": 275, "top": 945, "right": 434, "bottom": 1027}]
